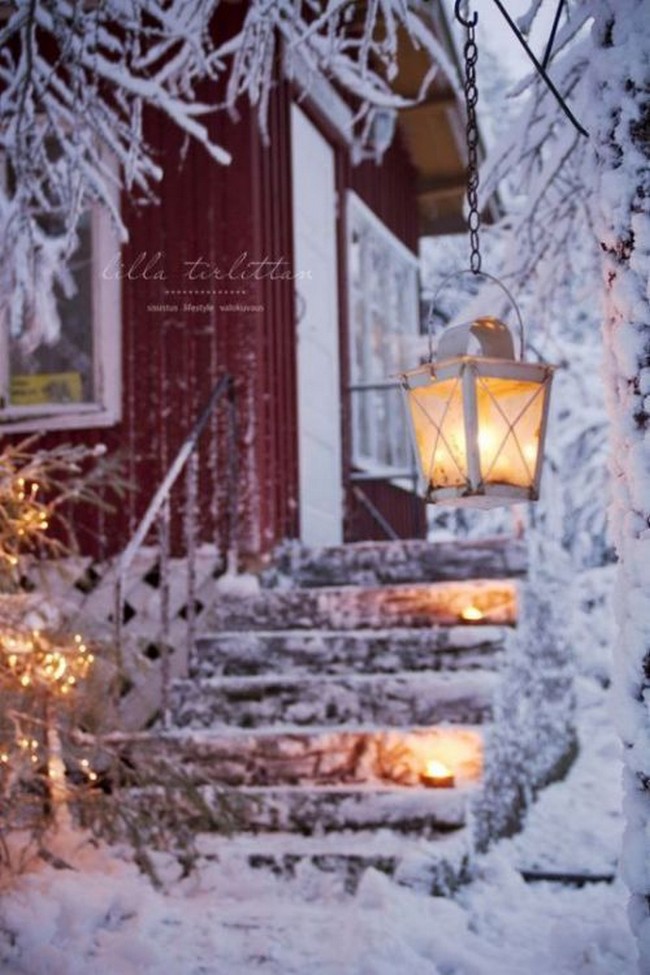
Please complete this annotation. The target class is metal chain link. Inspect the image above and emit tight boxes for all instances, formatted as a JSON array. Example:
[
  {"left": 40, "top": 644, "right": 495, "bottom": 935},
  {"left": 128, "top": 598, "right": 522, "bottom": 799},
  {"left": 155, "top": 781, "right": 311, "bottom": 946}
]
[{"left": 462, "top": 18, "right": 482, "bottom": 274}]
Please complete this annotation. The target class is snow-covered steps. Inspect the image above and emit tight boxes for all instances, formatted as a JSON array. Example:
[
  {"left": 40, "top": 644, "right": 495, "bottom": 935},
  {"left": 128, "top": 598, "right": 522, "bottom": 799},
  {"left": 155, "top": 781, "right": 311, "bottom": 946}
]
[
  {"left": 148, "top": 535, "right": 526, "bottom": 890},
  {"left": 196, "top": 829, "right": 472, "bottom": 895},
  {"left": 192, "top": 625, "right": 507, "bottom": 678},
  {"left": 132, "top": 724, "right": 483, "bottom": 788},
  {"left": 208, "top": 580, "right": 517, "bottom": 631},
  {"left": 172, "top": 670, "right": 497, "bottom": 730},
  {"left": 267, "top": 536, "right": 527, "bottom": 589}
]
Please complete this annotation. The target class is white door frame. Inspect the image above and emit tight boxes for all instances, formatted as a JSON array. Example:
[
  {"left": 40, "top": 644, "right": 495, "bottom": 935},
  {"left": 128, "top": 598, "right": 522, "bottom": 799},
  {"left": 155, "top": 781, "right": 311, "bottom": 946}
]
[{"left": 290, "top": 104, "right": 343, "bottom": 546}]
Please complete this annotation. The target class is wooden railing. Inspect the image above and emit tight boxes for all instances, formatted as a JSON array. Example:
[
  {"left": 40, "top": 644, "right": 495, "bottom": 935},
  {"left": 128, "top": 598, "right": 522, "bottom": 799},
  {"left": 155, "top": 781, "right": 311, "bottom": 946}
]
[{"left": 114, "top": 374, "right": 237, "bottom": 726}]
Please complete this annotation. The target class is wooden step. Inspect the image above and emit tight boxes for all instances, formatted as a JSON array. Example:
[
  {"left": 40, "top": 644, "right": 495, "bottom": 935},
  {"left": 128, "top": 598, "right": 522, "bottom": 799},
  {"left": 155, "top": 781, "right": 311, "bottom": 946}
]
[
  {"left": 171, "top": 671, "right": 497, "bottom": 730},
  {"left": 194, "top": 782, "right": 471, "bottom": 835},
  {"left": 195, "top": 830, "right": 472, "bottom": 895},
  {"left": 266, "top": 536, "right": 527, "bottom": 589},
  {"left": 192, "top": 625, "right": 507, "bottom": 678},
  {"left": 208, "top": 580, "right": 517, "bottom": 632},
  {"left": 122, "top": 782, "right": 469, "bottom": 843},
  {"left": 120, "top": 724, "right": 484, "bottom": 788}
]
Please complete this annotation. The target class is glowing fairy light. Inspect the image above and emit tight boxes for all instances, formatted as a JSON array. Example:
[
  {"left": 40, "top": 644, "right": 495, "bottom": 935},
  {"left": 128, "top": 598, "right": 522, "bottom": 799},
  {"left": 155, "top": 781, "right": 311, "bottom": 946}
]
[
  {"left": 79, "top": 758, "right": 98, "bottom": 783},
  {"left": 1, "top": 625, "right": 95, "bottom": 695}
]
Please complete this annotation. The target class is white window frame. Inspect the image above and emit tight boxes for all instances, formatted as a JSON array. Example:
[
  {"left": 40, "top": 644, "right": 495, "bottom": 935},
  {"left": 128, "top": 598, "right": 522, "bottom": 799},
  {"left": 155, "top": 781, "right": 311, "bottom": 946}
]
[
  {"left": 346, "top": 191, "right": 419, "bottom": 477},
  {"left": 0, "top": 170, "right": 122, "bottom": 433}
]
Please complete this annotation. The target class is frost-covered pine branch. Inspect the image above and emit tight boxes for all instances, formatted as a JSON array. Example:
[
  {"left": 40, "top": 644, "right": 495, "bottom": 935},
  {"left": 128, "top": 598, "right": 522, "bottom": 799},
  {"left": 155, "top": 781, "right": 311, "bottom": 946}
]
[{"left": 479, "top": 2, "right": 594, "bottom": 305}]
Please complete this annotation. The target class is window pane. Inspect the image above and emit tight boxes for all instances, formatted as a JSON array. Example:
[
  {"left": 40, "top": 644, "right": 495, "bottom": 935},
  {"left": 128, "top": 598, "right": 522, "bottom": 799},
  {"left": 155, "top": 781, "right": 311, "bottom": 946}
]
[
  {"left": 9, "top": 213, "right": 94, "bottom": 406},
  {"left": 348, "top": 195, "right": 418, "bottom": 472}
]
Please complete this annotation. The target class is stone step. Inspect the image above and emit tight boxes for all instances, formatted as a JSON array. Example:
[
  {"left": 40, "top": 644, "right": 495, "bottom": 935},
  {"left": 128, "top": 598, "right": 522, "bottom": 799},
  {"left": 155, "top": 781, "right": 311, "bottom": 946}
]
[
  {"left": 266, "top": 536, "right": 527, "bottom": 589},
  {"left": 195, "top": 829, "right": 472, "bottom": 895},
  {"left": 171, "top": 671, "right": 497, "bottom": 731},
  {"left": 123, "top": 724, "right": 484, "bottom": 788},
  {"left": 209, "top": 580, "right": 517, "bottom": 632},
  {"left": 192, "top": 625, "right": 506, "bottom": 678}
]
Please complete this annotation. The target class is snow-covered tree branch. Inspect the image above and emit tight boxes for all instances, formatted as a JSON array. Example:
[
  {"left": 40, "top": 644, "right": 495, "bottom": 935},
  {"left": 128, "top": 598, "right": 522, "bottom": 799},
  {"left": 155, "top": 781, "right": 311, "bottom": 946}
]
[{"left": 0, "top": 0, "right": 455, "bottom": 354}]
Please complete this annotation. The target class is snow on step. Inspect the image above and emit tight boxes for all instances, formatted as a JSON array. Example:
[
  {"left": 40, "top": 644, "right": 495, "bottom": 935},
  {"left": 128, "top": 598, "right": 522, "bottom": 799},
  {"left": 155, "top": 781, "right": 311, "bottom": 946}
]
[
  {"left": 129, "top": 724, "right": 483, "bottom": 788},
  {"left": 192, "top": 626, "right": 507, "bottom": 678},
  {"left": 216, "top": 783, "right": 471, "bottom": 835},
  {"left": 268, "top": 536, "right": 527, "bottom": 589},
  {"left": 171, "top": 671, "right": 497, "bottom": 730},
  {"left": 196, "top": 829, "right": 471, "bottom": 895},
  {"left": 208, "top": 580, "right": 517, "bottom": 631}
]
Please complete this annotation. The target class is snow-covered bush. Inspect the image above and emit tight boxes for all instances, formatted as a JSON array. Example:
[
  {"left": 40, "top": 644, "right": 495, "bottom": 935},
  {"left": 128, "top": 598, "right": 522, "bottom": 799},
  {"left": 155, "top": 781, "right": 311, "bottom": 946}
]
[
  {"left": 473, "top": 553, "right": 578, "bottom": 850},
  {"left": 0, "top": 439, "right": 237, "bottom": 882}
]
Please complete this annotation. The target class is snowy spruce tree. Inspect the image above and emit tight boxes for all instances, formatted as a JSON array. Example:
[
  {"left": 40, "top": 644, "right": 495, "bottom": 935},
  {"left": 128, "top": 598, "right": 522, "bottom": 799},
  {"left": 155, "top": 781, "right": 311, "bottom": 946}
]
[
  {"left": 474, "top": 0, "right": 650, "bottom": 963},
  {"left": 590, "top": 2, "right": 650, "bottom": 963}
]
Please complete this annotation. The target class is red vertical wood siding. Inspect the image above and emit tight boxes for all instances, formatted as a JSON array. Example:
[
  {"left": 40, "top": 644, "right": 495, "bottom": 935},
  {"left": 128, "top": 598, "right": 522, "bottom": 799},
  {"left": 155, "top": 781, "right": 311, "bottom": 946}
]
[
  {"left": 251, "top": 78, "right": 300, "bottom": 554},
  {"left": 14, "top": 18, "right": 299, "bottom": 562},
  {"left": 10, "top": 40, "right": 426, "bottom": 562}
]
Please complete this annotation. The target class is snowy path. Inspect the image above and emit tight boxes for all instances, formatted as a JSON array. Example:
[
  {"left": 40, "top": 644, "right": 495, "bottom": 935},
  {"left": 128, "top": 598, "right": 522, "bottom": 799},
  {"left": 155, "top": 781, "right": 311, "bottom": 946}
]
[{"left": 0, "top": 679, "right": 637, "bottom": 975}]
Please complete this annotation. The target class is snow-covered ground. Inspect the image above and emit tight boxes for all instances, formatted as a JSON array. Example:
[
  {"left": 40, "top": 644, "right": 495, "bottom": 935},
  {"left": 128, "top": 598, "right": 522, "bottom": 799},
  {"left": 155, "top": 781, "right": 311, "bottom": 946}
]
[{"left": 0, "top": 671, "right": 636, "bottom": 975}]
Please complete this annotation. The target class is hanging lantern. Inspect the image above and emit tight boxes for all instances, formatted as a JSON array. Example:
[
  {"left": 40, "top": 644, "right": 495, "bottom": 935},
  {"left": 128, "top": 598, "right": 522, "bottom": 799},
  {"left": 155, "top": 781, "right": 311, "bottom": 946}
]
[
  {"left": 397, "top": 5, "right": 554, "bottom": 508},
  {"left": 400, "top": 280, "right": 554, "bottom": 508}
]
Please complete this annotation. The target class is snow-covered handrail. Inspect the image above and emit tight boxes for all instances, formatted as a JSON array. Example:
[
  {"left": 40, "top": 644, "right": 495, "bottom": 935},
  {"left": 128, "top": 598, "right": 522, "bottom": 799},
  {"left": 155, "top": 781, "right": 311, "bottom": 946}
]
[
  {"left": 114, "top": 373, "right": 237, "bottom": 726},
  {"left": 116, "top": 374, "right": 235, "bottom": 581}
]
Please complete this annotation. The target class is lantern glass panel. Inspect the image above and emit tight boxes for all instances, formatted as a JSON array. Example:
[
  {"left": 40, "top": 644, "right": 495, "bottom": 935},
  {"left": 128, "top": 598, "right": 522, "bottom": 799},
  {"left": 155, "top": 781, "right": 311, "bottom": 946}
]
[
  {"left": 475, "top": 376, "right": 546, "bottom": 488},
  {"left": 407, "top": 376, "right": 468, "bottom": 488}
]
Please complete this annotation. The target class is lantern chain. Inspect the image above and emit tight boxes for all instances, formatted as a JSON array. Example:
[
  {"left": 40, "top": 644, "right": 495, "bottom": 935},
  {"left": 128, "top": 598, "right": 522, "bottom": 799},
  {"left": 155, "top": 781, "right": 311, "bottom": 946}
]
[{"left": 462, "top": 13, "right": 482, "bottom": 275}]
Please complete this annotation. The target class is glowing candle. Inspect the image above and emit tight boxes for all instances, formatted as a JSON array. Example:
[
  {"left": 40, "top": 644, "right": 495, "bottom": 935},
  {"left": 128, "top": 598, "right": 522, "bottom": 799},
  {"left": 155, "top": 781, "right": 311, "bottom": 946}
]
[{"left": 420, "top": 759, "right": 455, "bottom": 788}]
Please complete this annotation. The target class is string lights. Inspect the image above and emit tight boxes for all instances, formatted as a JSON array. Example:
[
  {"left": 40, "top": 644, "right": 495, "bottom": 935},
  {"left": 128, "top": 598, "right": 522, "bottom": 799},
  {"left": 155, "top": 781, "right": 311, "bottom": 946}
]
[
  {"left": 0, "top": 628, "right": 95, "bottom": 696},
  {"left": 0, "top": 476, "right": 50, "bottom": 574},
  {"left": 0, "top": 439, "right": 121, "bottom": 842}
]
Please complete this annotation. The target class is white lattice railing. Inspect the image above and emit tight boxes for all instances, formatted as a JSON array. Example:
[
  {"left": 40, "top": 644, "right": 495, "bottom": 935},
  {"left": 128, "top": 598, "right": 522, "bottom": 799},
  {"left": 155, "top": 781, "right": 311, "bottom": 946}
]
[
  {"left": 29, "top": 542, "right": 230, "bottom": 730},
  {"left": 28, "top": 374, "right": 239, "bottom": 729}
]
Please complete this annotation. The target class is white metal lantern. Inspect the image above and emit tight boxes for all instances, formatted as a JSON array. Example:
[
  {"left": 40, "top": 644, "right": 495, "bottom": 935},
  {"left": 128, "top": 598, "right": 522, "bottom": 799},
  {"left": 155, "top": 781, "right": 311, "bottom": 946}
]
[{"left": 401, "top": 294, "right": 554, "bottom": 508}]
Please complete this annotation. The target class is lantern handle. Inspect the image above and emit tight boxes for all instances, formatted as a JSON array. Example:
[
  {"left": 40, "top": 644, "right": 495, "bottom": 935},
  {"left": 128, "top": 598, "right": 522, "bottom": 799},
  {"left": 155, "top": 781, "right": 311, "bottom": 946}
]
[{"left": 426, "top": 269, "right": 525, "bottom": 362}]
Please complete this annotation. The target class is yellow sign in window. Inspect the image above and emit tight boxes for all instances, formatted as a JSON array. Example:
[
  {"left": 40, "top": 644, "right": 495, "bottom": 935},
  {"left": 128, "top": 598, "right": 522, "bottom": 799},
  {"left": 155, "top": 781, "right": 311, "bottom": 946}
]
[{"left": 10, "top": 372, "right": 83, "bottom": 406}]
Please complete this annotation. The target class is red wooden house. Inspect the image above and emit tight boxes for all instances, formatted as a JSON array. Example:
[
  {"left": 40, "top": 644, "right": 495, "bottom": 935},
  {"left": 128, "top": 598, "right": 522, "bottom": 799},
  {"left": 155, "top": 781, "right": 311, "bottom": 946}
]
[{"left": 1, "top": 4, "right": 488, "bottom": 565}]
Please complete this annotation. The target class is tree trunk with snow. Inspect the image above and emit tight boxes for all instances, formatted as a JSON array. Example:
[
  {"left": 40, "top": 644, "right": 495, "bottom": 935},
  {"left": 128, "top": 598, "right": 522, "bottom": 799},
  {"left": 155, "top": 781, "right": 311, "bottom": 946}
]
[{"left": 591, "top": 1, "right": 650, "bottom": 965}]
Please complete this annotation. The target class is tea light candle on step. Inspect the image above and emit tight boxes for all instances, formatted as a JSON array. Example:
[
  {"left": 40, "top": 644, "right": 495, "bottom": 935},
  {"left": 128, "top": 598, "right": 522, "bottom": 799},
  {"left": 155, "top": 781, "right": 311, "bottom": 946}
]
[{"left": 420, "top": 759, "right": 455, "bottom": 789}]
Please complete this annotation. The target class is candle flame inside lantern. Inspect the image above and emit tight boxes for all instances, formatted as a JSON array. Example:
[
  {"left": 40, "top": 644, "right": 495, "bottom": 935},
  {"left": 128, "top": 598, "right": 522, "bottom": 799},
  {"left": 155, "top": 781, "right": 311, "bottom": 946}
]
[{"left": 461, "top": 605, "right": 484, "bottom": 621}]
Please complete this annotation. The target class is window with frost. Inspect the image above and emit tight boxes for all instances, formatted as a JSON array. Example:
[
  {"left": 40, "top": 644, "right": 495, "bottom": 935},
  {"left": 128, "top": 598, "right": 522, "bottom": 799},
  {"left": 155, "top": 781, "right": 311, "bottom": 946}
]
[
  {"left": 347, "top": 192, "right": 419, "bottom": 476},
  {"left": 0, "top": 160, "right": 121, "bottom": 433}
]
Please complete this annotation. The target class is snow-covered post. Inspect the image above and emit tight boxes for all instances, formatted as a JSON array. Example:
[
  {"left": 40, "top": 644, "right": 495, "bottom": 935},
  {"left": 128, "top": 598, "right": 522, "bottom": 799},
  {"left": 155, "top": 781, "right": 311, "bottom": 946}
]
[
  {"left": 44, "top": 700, "right": 72, "bottom": 832},
  {"left": 590, "top": 1, "right": 650, "bottom": 964}
]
